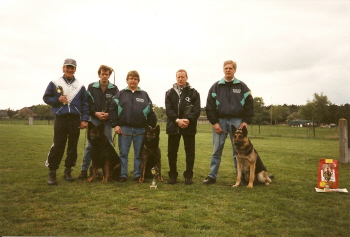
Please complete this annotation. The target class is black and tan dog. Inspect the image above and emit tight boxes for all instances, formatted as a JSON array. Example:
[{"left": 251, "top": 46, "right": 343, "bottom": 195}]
[
  {"left": 231, "top": 125, "right": 272, "bottom": 188},
  {"left": 138, "top": 125, "right": 163, "bottom": 183},
  {"left": 85, "top": 121, "right": 120, "bottom": 183}
]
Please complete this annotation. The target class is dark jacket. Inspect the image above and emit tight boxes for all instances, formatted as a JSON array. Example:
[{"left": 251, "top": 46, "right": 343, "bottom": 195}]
[
  {"left": 87, "top": 81, "right": 119, "bottom": 117},
  {"left": 109, "top": 87, "right": 157, "bottom": 128},
  {"left": 206, "top": 78, "right": 254, "bottom": 125},
  {"left": 43, "top": 76, "right": 89, "bottom": 121},
  {"left": 165, "top": 83, "right": 201, "bottom": 135}
]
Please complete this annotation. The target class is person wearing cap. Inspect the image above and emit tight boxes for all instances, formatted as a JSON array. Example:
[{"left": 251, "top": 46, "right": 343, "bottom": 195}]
[
  {"left": 165, "top": 69, "right": 201, "bottom": 185},
  {"left": 78, "top": 65, "right": 119, "bottom": 179},
  {"left": 43, "top": 58, "right": 89, "bottom": 185},
  {"left": 202, "top": 60, "right": 254, "bottom": 185},
  {"left": 109, "top": 70, "right": 157, "bottom": 183}
]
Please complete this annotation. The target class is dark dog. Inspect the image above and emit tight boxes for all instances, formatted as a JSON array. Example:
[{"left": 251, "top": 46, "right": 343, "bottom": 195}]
[
  {"left": 231, "top": 125, "right": 272, "bottom": 188},
  {"left": 138, "top": 125, "right": 163, "bottom": 183},
  {"left": 85, "top": 121, "right": 120, "bottom": 183}
]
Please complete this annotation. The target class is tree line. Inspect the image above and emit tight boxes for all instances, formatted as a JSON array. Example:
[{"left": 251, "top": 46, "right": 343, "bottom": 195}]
[{"left": 5, "top": 92, "right": 350, "bottom": 126}]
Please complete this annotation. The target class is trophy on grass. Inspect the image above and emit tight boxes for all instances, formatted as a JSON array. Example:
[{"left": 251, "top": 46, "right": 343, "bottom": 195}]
[
  {"left": 150, "top": 167, "right": 159, "bottom": 189},
  {"left": 56, "top": 85, "right": 67, "bottom": 105},
  {"left": 323, "top": 169, "right": 332, "bottom": 192}
]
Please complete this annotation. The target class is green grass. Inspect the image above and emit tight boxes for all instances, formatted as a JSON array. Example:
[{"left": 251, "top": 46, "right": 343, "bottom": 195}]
[{"left": 0, "top": 124, "right": 349, "bottom": 236}]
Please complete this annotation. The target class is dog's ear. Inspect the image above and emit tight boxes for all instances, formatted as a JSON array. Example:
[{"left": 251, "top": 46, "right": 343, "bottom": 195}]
[
  {"left": 242, "top": 126, "right": 248, "bottom": 136},
  {"left": 88, "top": 121, "right": 95, "bottom": 129},
  {"left": 155, "top": 125, "right": 160, "bottom": 135},
  {"left": 97, "top": 123, "right": 105, "bottom": 132},
  {"left": 231, "top": 125, "right": 237, "bottom": 134}
]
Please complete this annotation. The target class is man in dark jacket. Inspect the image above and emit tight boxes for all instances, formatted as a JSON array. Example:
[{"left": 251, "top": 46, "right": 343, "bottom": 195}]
[
  {"left": 109, "top": 70, "right": 157, "bottom": 182},
  {"left": 203, "top": 60, "right": 254, "bottom": 185},
  {"left": 78, "top": 65, "right": 119, "bottom": 179},
  {"left": 43, "top": 58, "right": 89, "bottom": 185},
  {"left": 165, "top": 69, "right": 201, "bottom": 184}
]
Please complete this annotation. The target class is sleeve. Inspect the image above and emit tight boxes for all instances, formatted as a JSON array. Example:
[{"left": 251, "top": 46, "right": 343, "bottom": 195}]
[
  {"left": 242, "top": 93, "right": 254, "bottom": 124},
  {"left": 43, "top": 82, "right": 60, "bottom": 106},
  {"left": 109, "top": 93, "right": 120, "bottom": 128},
  {"left": 87, "top": 84, "right": 96, "bottom": 116},
  {"left": 146, "top": 94, "right": 157, "bottom": 128},
  {"left": 165, "top": 89, "right": 178, "bottom": 123},
  {"left": 205, "top": 83, "right": 219, "bottom": 125},
  {"left": 80, "top": 86, "right": 90, "bottom": 122},
  {"left": 187, "top": 89, "right": 201, "bottom": 123}
]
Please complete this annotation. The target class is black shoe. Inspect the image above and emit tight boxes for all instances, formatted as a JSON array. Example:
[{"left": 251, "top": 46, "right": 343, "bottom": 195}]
[
  {"left": 118, "top": 177, "right": 127, "bottom": 183},
  {"left": 269, "top": 175, "right": 275, "bottom": 180},
  {"left": 64, "top": 168, "right": 75, "bottom": 182},
  {"left": 78, "top": 170, "right": 88, "bottom": 179},
  {"left": 185, "top": 177, "right": 193, "bottom": 185},
  {"left": 168, "top": 178, "right": 177, "bottom": 184},
  {"left": 48, "top": 169, "right": 57, "bottom": 185},
  {"left": 203, "top": 176, "right": 216, "bottom": 185},
  {"left": 134, "top": 176, "right": 141, "bottom": 182}
]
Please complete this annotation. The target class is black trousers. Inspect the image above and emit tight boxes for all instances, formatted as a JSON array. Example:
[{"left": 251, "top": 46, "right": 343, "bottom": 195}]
[
  {"left": 46, "top": 114, "right": 81, "bottom": 170},
  {"left": 167, "top": 134, "right": 195, "bottom": 174}
]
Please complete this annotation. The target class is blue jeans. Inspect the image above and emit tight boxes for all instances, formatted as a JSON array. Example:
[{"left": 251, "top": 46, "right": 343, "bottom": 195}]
[
  {"left": 208, "top": 118, "right": 242, "bottom": 179},
  {"left": 81, "top": 117, "right": 113, "bottom": 171},
  {"left": 118, "top": 126, "right": 145, "bottom": 179}
]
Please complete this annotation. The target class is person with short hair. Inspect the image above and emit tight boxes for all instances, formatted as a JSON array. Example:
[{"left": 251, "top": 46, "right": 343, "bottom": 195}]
[
  {"left": 78, "top": 65, "right": 119, "bottom": 179},
  {"left": 165, "top": 69, "right": 201, "bottom": 184},
  {"left": 109, "top": 70, "right": 157, "bottom": 182},
  {"left": 43, "top": 58, "right": 89, "bottom": 185},
  {"left": 203, "top": 60, "right": 254, "bottom": 185}
]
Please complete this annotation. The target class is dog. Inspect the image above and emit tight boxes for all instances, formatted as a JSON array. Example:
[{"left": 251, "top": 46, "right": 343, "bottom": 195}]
[
  {"left": 85, "top": 121, "right": 120, "bottom": 183},
  {"left": 138, "top": 125, "right": 163, "bottom": 183},
  {"left": 231, "top": 125, "right": 272, "bottom": 188}
]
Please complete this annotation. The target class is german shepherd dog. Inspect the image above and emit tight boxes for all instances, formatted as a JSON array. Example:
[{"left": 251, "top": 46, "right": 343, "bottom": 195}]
[
  {"left": 138, "top": 125, "right": 163, "bottom": 183},
  {"left": 85, "top": 121, "right": 120, "bottom": 183},
  {"left": 231, "top": 125, "right": 272, "bottom": 188}
]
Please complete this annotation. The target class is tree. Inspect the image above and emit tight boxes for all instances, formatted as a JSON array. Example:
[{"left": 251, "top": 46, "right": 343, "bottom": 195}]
[
  {"left": 6, "top": 108, "right": 16, "bottom": 119},
  {"left": 17, "top": 107, "right": 36, "bottom": 119},
  {"left": 32, "top": 104, "right": 53, "bottom": 120},
  {"left": 153, "top": 105, "right": 166, "bottom": 121},
  {"left": 252, "top": 97, "right": 269, "bottom": 133}
]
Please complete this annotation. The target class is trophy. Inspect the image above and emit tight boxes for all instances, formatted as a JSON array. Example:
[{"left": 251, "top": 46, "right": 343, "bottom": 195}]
[
  {"left": 56, "top": 86, "right": 67, "bottom": 105},
  {"left": 150, "top": 167, "right": 159, "bottom": 189},
  {"left": 323, "top": 169, "right": 332, "bottom": 192}
]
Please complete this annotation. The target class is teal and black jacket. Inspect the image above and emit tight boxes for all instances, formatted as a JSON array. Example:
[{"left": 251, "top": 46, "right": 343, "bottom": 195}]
[
  {"left": 206, "top": 78, "right": 254, "bottom": 125},
  {"left": 109, "top": 87, "right": 157, "bottom": 128},
  {"left": 87, "top": 81, "right": 119, "bottom": 116}
]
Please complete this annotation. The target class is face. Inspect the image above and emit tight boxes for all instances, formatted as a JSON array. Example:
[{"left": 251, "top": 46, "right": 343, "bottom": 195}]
[
  {"left": 176, "top": 71, "right": 188, "bottom": 87},
  {"left": 62, "top": 65, "right": 76, "bottom": 79},
  {"left": 99, "top": 70, "right": 111, "bottom": 84},
  {"left": 223, "top": 64, "right": 236, "bottom": 80},
  {"left": 127, "top": 76, "right": 139, "bottom": 90}
]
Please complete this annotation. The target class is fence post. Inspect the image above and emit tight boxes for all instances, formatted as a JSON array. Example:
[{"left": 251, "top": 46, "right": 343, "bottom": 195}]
[{"left": 339, "top": 118, "right": 349, "bottom": 164}]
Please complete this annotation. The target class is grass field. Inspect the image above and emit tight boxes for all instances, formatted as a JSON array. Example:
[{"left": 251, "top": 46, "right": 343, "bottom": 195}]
[{"left": 0, "top": 124, "right": 349, "bottom": 236}]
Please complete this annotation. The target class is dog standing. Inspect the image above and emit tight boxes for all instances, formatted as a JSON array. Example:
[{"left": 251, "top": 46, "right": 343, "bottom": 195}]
[
  {"left": 231, "top": 125, "right": 272, "bottom": 188},
  {"left": 85, "top": 121, "right": 120, "bottom": 183},
  {"left": 138, "top": 125, "right": 163, "bottom": 183}
]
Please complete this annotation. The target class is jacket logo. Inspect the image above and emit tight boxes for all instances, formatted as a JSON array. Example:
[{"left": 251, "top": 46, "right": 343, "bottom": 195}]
[
  {"left": 232, "top": 89, "right": 241, "bottom": 93},
  {"left": 136, "top": 98, "right": 144, "bottom": 103},
  {"left": 185, "top": 97, "right": 191, "bottom": 102}
]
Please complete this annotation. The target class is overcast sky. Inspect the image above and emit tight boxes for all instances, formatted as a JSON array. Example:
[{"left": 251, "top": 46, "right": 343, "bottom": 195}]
[{"left": 1, "top": 0, "right": 349, "bottom": 111}]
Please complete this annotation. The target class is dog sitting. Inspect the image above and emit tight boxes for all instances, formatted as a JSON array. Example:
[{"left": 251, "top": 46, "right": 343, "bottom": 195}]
[
  {"left": 231, "top": 125, "right": 272, "bottom": 188},
  {"left": 138, "top": 125, "right": 163, "bottom": 183},
  {"left": 85, "top": 121, "right": 120, "bottom": 183}
]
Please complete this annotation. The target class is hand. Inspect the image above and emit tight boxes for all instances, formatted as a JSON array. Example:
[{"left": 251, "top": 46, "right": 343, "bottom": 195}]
[
  {"left": 177, "top": 119, "right": 189, "bottom": 129},
  {"left": 213, "top": 123, "right": 222, "bottom": 134},
  {"left": 80, "top": 121, "right": 88, "bottom": 129},
  {"left": 95, "top": 112, "right": 108, "bottom": 120},
  {"left": 59, "top": 95, "right": 68, "bottom": 104},
  {"left": 239, "top": 122, "right": 248, "bottom": 129},
  {"left": 114, "top": 126, "right": 122, "bottom": 134}
]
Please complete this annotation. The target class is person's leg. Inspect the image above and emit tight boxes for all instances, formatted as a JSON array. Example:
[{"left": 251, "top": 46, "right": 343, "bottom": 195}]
[
  {"left": 132, "top": 127, "right": 146, "bottom": 179},
  {"left": 226, "top": 118, "right": 243, "bottom": 175},
  {"left": 183, "top": 134, "right": 195, "bottom": 184},
  {"left": 207, "top": 118, "right": 228, "bottom": 180},
  {"left": 167, "top": 134, "right": 181, "bottom": 183},
  {"left": 64, "top": 115, "right": 81, "bottom": 181},
  {"left": 118, "top": 126, "right": 133, "bottom": 180}
]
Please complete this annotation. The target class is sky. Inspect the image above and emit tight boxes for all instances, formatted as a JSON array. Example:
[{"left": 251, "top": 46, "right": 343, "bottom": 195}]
[{"left": 1, "top": 0, "right": 349, "bottom": 111}]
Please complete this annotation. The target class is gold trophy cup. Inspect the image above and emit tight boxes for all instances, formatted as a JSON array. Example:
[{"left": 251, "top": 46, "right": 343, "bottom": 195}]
[
  {"left": 323, "top": 170, "right": 332, "bottom": 192},
  {"left": 150, "top": 167, "right": 159, "bottom": 189},
  {"left": 56, "top": 86, "right": 67, "bottom": 105}
]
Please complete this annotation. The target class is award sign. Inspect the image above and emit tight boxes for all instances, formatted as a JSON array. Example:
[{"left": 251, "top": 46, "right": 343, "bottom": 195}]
[{"left": 150, "top": 167, "right": 159, "bottom": 189}]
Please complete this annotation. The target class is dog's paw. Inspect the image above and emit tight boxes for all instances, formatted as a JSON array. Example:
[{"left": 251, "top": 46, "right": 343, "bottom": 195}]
[
  {"left": 247, "top": 184, "right": 253, "bottom": 188},
  {"left": 232, "top": 183, "right": 240, "bottom": 188},
  {"left": 158, "top": 176, "right": 163, "bottom": 182},
  {"left": 265, "top": 182, "right": 270, "bottom": 186}
]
